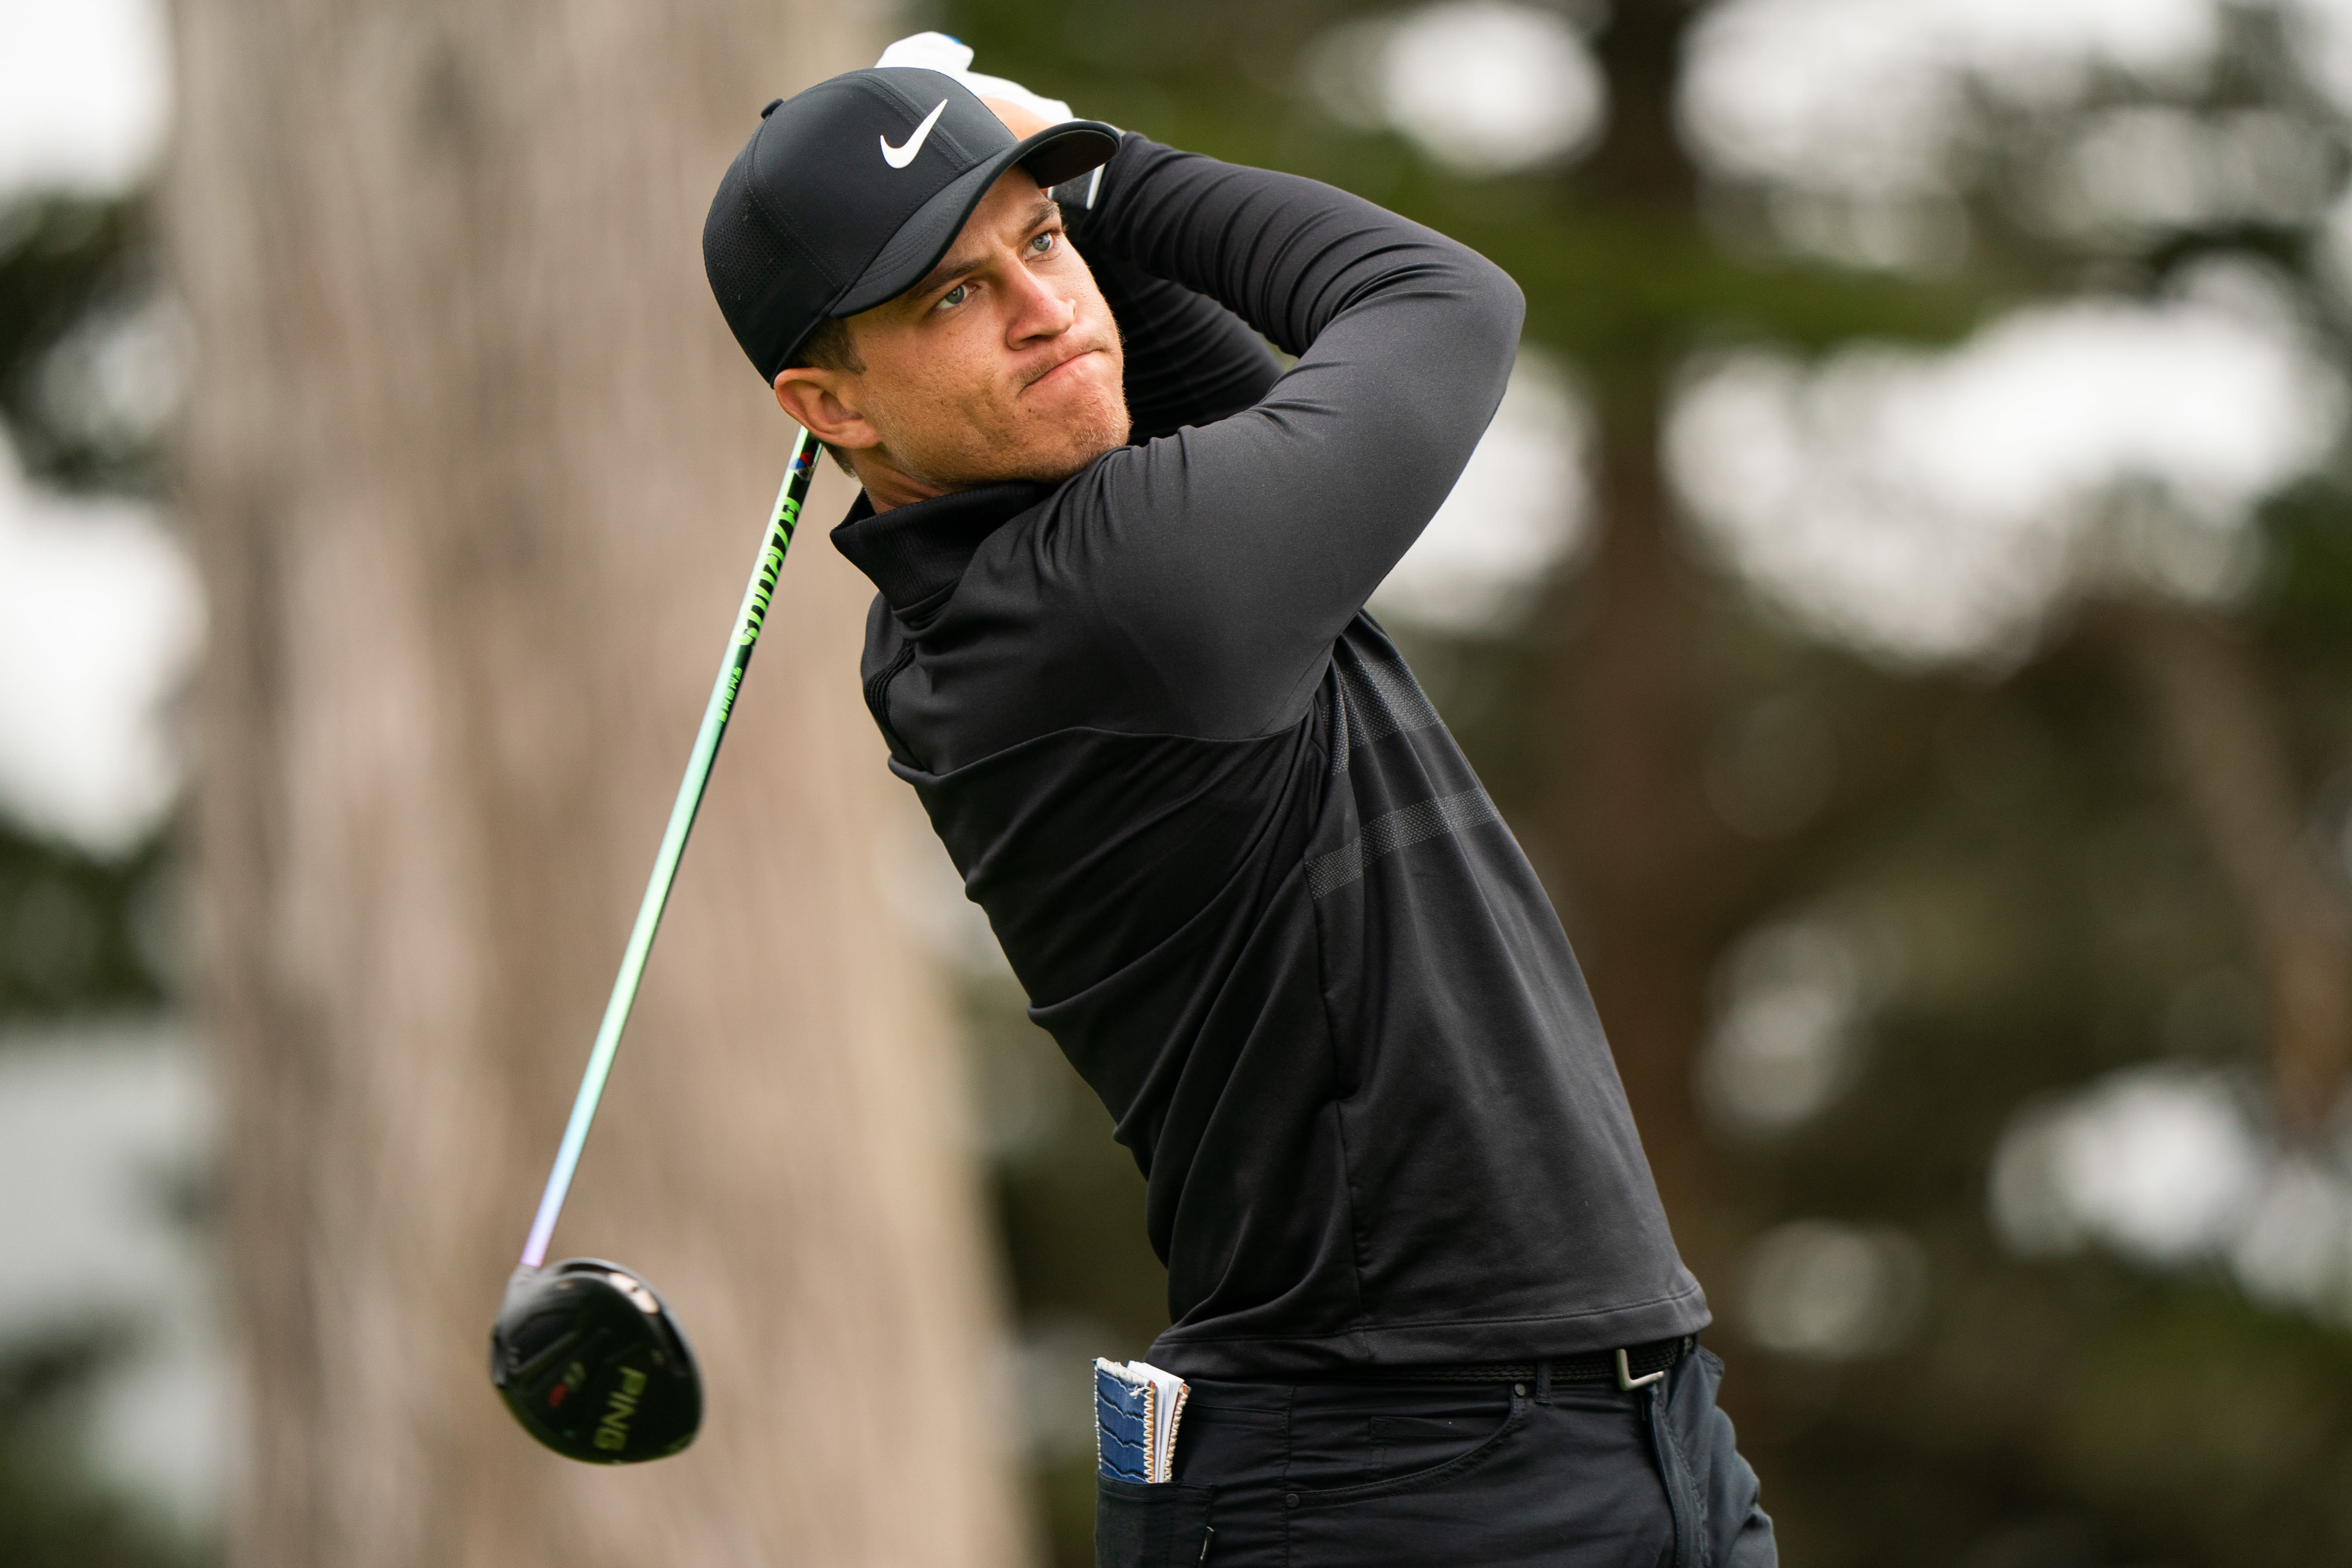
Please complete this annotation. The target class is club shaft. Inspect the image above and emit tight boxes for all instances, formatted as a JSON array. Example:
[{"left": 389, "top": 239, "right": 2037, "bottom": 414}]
[{"left": 521, "top": 429, "right": 820, "bottom": 1267}]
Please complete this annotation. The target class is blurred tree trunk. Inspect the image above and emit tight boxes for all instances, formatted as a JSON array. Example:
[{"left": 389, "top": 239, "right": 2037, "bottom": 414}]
[
  {"left": 1550, "top": 0, "right": 1736, "bottom": 1284},
  {"left": 171, "top": 3, "right": 1029, "bottom": 1565},
  {"left": 2109, "top": 602, "right": 2352, "bottom": 1134},
  {"left": 1550, "top": 389, "right": 1723, "bottom": 1247}
]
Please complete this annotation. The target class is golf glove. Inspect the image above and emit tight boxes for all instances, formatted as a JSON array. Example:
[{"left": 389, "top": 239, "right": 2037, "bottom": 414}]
[{"left": 875, "top": 32, "right": 1077, "bottom": 124}]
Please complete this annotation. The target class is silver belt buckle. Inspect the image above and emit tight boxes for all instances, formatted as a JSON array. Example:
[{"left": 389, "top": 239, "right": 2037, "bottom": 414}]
[{"left": 1615, "top": 1346, "right": 1666, "bottom": 1391}]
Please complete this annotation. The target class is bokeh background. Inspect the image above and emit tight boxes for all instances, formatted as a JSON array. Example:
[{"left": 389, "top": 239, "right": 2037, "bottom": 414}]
[{"left": 8, "top": 0, "right": 2352, "bottom": 1564}]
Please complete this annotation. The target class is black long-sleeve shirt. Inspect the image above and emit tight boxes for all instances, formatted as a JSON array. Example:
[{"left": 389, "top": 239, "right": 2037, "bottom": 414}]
[{"left": 830, "top": 134, "right": 1707, "bottom": 1376}]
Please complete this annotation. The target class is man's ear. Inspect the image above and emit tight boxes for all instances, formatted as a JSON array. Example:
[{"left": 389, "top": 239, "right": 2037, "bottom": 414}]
[{"left": 772, "top": 368, "right": 880, "bottom": 451}]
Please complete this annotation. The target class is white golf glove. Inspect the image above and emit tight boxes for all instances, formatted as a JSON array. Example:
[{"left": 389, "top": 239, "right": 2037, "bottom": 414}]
[{"left": 875, "top": 32, "right": 1076, "bottom": 124}]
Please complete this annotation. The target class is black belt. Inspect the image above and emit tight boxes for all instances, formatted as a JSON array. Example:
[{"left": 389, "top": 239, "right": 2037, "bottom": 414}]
[{"left": 1334, "top": 1334, "right": 1695, "bottom": 1391}]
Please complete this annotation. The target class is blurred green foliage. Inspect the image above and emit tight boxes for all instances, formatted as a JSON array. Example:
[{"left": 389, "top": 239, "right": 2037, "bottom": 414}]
[
  {"left": 0, "top": 190, "right": 198, "bottom": 1566},
  {"left": 0, "top": 1328, "right": 210, "bottom": 1568},
  {"left": 0, "top": 832, "right": 175, "bottom": 1023},
  {"left": 0, "top": 194, "right": 162, "bottom": 497},
  {"left": 0, "top": 192, "right": 178, "bottom": 1029},
  {"left": 920, "top": 1, "right": 2352, "bottom": 1564}
]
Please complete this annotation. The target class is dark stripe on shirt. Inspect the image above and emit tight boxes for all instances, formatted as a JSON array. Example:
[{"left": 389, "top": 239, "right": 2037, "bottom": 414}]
[
  {"left": 1331, "top": 648, "right": 1445, "bottom": 776},
  {"left": 1306, "top": 785, "right": 1502, "bottom": 899}
]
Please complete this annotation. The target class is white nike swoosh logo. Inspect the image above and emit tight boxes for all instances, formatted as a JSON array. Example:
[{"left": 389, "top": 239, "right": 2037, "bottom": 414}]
[{"left": 880, "top": 99, "right": 948, "bottom": 169}]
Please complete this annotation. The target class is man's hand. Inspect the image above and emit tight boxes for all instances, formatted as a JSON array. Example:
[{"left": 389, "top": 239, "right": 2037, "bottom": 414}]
[{"left": 875, "top": 32, "right": 1074, "bottom": 131}]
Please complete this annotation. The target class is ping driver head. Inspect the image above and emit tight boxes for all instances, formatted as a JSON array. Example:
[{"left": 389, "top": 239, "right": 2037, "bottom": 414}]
[{"left": 490, "top": 1259, "right": 701, "bottom": 1463}]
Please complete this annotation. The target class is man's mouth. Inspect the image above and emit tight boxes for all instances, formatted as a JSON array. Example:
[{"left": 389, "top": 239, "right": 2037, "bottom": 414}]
[{"left": 1025, "top": 346, "right": 1108, "bottom": 394}]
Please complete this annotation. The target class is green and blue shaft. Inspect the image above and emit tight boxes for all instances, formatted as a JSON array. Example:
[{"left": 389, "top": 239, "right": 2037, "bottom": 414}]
[{"left": 521, "top": 428, "right": 821, "bottom": 1269}]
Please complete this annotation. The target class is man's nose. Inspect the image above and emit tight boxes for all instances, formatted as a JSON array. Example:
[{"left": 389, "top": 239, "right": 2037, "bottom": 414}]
[{"left": 1005, "top": 263, "right": 1076, "bottom": 341}]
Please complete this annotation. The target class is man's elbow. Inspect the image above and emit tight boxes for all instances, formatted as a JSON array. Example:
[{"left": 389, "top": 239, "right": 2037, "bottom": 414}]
[{"left": 1465, "top": 256, "right": 1526, "bottom": 356}]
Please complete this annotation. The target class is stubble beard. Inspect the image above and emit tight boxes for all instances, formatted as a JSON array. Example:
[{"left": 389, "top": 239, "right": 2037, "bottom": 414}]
[
  {"left": 1027, "top": 380, "right": 1132, "bottom": 483},
  {"left": 891, "top": 363, "right": 1131, "bottom": 492}
]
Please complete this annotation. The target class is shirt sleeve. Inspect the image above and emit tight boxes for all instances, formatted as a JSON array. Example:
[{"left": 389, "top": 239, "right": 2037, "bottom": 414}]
[
  {"left": 1046, "top": 135, "right": 1524, "bottom": 740},
  {"left": 1081, "top": 244, "right": 1283, "bottom": 442}
]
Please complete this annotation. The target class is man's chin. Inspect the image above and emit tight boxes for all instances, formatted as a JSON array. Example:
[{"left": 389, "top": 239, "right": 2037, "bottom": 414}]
[{"left": 1009, "top": 390, "right": 1131, "bottom": 484}]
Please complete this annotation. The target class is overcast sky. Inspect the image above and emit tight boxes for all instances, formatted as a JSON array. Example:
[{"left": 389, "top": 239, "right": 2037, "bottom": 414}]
[
  {"left": 0, "top": 0, "right": 166, "bottom": 196},
  {"left": 0, "top": 0, "right": 193, "bottom": 855},
  {"left": 0, "top": 0, "right": 2340, "bottom": 840}
]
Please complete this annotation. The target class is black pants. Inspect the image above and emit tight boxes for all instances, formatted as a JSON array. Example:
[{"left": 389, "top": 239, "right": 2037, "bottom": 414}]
[{"left": 1096, "top": 1348, "right": 1774, "bottom": 1567}]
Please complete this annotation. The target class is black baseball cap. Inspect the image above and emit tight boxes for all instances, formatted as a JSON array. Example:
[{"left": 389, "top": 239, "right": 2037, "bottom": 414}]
[{"left": 704, "top": 67, "right": 1121, "bottom": 384}]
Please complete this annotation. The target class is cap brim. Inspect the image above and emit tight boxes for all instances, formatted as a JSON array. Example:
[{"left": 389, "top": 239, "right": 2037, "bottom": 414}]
[{"left": 833, "top": 120, "right": 1122, "bottom": 317}]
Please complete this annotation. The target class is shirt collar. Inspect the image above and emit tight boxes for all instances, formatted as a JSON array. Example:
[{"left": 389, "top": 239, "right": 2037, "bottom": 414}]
[{"left": 828, "top": 480, "right": 1049, "bottom": 613}]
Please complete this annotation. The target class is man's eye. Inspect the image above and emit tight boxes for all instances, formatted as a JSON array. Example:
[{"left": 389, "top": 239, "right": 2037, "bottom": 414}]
[
  {"left": 935, "top": 283, "right": 968, "bottom": 310},
  {"left": 1030, "top": 232, "right": 1054, "bottom": 255}
]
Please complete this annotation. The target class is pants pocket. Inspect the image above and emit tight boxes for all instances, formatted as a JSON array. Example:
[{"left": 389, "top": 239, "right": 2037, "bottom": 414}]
[
  {"left": 1097, "top": 1477, "right": 1217, "bottom": 1568},
  {"left": 1291, "top": 1390, "right": 1526, "bottom": 1508}
]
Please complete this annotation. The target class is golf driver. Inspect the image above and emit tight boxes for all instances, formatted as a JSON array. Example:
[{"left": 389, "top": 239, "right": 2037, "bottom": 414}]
[{"left": 489, "top": 428, "right": 821, "bottom": 1463}]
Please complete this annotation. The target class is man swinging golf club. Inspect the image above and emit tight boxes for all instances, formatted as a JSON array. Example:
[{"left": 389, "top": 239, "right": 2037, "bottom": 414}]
[{"left": 704, "top": 35, "right": 1775, "bottom": 1568}]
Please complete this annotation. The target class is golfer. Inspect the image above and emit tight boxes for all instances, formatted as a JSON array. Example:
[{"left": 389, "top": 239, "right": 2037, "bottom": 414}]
[{"left": 705, "top": 41, "right": 1773, "bottom": 1568}]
